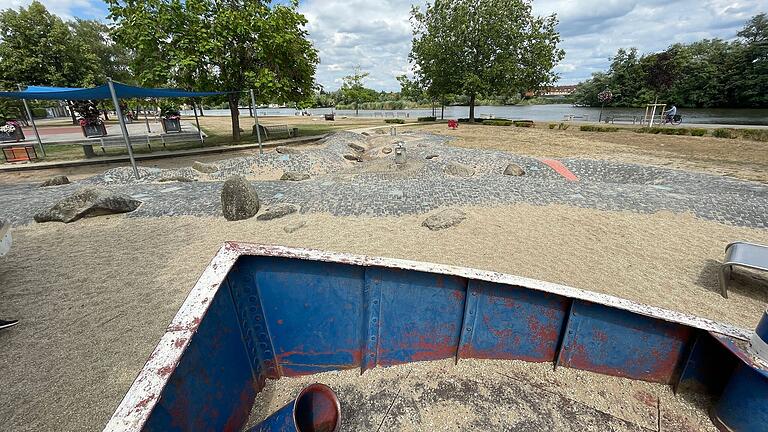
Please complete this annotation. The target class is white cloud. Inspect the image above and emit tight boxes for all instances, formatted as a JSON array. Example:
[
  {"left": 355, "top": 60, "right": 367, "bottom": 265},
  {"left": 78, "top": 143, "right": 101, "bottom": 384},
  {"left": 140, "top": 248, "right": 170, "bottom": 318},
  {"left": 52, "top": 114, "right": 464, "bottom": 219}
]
[{"left": 0, "top": 0, "right": 107, "bottom": 20}]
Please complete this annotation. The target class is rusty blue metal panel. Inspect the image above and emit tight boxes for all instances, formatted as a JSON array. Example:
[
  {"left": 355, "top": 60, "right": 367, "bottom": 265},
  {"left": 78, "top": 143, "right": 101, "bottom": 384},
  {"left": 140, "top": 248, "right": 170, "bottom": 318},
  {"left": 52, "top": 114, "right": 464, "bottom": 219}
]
[
  {"left": 243, "top": 256, "right": 365, "bottom": 376},
  {"left": 362, "top": 268, "right": 383, "bottom": 373},
  {"left": 712, "top": 362, "right": 768, "bottom": 432},
  {"left": 374, "top": 267, "right": 466, "bottom": 366},
  {"left": 143, "top": 282, "right": 256, "bottom": 432},
  {"left": 458, "top": 280, "right": 570, "bottom": 362},
  {"left": 556, "top": 300, "right": 692, "bottom": 383},
  {"left": 674, "top": 331, "right": 738, "bottom": 395}
]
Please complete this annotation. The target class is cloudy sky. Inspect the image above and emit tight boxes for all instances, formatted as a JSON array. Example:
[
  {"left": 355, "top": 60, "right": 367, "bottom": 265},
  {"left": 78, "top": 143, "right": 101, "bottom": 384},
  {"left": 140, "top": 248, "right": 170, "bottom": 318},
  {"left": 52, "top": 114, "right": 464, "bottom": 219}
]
[{"left": 3, "top": 0, "right": 765, "bottom": 91}]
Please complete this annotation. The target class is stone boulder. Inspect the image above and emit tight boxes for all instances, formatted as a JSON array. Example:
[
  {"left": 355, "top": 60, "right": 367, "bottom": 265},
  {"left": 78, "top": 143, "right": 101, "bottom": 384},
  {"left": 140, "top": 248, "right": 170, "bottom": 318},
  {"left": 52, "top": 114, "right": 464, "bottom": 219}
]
[
  {"left": 443, "top": 161, "right": 475, "bottom": 177},
  {"left": 348, "top": 142, "right": 365, "bottom": 152},
  {"left": 425, "top": 154, "right": 439, "bottom": 160},
  {"left": 192, "top": 161, "right": 219, "bottom": 173},
  {"left": 275, "top": 146, "right": 300, "bottom": 154},
  {"left": 221, "top": 176, "right": 260, "bottom": 221},
  {"left": 34, "top": 187, "right": 141, "bottom": 223},
  {"left": 422, "top": 209, "right": 466, "bottom": 231},
  {"left": 159, "top": 174, "right": 196, "bottom": 183},
  {"left": 381, "top": 147, "right": 393, "bottom": 154},
  {"left": 39, "top": 175, "right": 70, "bottom": 187},
  {"left": 284, "top": 220, "right": 306, "bottom": 233},
  {"left": 503, "top": 163, "right": 525, "bottom": 176},
  {"left": 343, "top": 154, "right": 361, "bottom": 162},
  {"left": 256, "top": 203, "right": 299, "bottom": 221},
  {"left": 280, "top": 171, "right": 310, "bottom": 181}
]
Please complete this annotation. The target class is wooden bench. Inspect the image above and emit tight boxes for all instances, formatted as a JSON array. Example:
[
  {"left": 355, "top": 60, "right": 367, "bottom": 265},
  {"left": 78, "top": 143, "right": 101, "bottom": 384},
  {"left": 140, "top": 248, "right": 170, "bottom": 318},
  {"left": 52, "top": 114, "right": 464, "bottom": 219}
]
[
  {"left": 719, "top": 241, "right": 768, "bottom": 298},
  {"left": 96, "top": 131, "right": 202, "bottom": 155},
  {"left": 324, "top": 113, "right": 335, "bottom": 121},
  {"left": 253, "top": 124, "right": 299, "bottom": 140}
]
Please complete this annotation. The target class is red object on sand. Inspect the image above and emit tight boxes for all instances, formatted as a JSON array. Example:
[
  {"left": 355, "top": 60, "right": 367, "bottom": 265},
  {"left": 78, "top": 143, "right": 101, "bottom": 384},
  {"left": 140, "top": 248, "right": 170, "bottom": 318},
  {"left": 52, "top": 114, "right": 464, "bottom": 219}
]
[{"left": 448, "top": 119, "right": 458, "bottom": 129}]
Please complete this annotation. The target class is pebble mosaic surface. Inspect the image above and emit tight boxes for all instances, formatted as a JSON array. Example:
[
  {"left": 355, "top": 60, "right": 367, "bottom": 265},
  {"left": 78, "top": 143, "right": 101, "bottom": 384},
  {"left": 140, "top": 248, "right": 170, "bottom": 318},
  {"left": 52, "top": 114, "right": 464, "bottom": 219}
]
[{"left": 2, "top": 131, "right": 767, "bottom": 228}]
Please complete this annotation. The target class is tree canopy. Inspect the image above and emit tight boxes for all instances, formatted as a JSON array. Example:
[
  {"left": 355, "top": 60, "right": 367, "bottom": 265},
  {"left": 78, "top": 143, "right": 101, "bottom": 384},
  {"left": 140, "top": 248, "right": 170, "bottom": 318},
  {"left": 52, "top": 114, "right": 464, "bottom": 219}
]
[
  {"left": 572, "top": 13, "right": 768, "bottom": 108},
  {"left": 107, "top": 0, "right": 319, "bottom": 141},
  {"left": 339, "top": 67, "right": 378, "bottom": 115},
  {"left": 409, "top": 0, "right": 564, "bottom": 121}
]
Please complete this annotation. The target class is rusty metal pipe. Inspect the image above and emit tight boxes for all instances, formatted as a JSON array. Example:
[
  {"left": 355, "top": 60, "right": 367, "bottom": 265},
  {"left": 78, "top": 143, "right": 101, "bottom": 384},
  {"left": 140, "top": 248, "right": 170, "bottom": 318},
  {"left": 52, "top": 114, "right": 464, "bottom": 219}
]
[{"left": 248, "top": 383, "right": 341, "bottom": 432}]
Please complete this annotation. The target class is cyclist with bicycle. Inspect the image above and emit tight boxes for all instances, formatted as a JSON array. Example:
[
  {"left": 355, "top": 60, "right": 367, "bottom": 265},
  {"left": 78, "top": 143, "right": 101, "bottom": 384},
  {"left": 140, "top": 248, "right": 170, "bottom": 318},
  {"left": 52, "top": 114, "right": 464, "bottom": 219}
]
[{"left": 663, "top": 103, "right": 678, "bottom": 124}]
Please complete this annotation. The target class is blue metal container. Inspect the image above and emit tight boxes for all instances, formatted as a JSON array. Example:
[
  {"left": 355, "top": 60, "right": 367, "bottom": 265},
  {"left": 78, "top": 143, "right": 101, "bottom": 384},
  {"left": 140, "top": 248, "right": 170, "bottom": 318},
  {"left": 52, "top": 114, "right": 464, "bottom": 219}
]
[{"left": 102, "top": 243, "right": 768, "bottom": 432}]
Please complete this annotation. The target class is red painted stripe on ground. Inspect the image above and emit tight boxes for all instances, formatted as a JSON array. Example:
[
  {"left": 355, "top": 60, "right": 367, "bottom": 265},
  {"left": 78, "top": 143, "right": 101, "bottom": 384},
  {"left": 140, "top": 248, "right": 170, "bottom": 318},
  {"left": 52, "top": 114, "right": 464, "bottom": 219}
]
[{"left": 539, "top": 158, "right": 578, "bottom": 182}]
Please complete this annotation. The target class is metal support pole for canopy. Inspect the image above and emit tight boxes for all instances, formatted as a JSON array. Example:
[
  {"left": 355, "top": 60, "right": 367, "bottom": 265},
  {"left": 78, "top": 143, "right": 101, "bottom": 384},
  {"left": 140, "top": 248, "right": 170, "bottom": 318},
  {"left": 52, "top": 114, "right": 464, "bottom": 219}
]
[
  {"left": 193, "top": 100, "right": 204, "bottom": 145},
  {"left": 18, "top": 85, "right": 45, "bottom": 157},
  {"left": 107, "top": 78, "right": 140, "bottom": 179},
  {"left": 250, "top": 89, "right": 262, "bottom": 155}
]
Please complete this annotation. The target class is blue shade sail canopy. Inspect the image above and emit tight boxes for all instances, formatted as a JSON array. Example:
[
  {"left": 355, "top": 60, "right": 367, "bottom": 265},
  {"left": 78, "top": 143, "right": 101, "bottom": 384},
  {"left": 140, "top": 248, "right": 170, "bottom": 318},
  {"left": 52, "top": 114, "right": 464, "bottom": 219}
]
[{"left": 0, "top": 82, "right": 228, "bottom": 100}]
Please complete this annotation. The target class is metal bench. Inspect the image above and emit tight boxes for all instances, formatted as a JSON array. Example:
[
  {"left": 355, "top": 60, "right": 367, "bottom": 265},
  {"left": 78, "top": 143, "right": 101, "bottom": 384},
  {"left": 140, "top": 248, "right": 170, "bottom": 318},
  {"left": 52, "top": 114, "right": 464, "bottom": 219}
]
[
  {"left": 719, "top": 241, "right": 768, "bottom": 298},
  {"left": 253, "top": 124, "right": 298, "bottom": 140},
  {"left": 606, "top": 116, "right": 638, "bottom": 125}
]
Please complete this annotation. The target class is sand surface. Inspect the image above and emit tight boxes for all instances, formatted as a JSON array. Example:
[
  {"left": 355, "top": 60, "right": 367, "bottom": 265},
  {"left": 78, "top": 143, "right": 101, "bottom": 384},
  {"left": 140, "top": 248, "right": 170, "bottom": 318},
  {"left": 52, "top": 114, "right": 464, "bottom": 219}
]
[
  {"left": 245, "top": 358, "right": 715, "bottom": 431},
  {"left": 1, "top": 204, "right": 767, "bottom": 430}
]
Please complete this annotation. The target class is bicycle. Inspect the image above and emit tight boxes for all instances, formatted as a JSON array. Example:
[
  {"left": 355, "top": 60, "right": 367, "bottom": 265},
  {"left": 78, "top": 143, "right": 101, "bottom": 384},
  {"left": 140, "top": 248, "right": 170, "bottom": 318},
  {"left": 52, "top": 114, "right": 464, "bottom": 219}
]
[{"left": 662, "top": 114, "right": 683, "bottom": 125}]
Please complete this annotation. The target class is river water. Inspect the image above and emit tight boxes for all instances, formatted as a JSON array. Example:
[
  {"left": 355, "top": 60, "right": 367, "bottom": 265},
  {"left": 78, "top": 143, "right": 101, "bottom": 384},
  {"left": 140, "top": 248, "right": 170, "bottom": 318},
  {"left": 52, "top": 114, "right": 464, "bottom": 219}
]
[{"left": 183, "top": 104, "right": 768, "bottom": 126}]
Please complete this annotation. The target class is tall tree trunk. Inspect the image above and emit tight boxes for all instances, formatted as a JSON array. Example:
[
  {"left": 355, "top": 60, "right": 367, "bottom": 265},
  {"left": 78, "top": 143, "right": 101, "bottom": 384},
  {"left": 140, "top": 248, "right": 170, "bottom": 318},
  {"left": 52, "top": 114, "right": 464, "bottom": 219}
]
[
  {"left": 68, "top": 100, "right": 77, "bottom": 125},
  {"left": 228, "top": 93, "right": 241, "bottom": 142},
  {"left": 355, "top": 101, "right": 359, "bottom": 117},
  {"left": 441, "top": 99, "right": 445, "bottom": 120},
  {"left": 469, "top": 94, "right": 476, "bottom": 122}
]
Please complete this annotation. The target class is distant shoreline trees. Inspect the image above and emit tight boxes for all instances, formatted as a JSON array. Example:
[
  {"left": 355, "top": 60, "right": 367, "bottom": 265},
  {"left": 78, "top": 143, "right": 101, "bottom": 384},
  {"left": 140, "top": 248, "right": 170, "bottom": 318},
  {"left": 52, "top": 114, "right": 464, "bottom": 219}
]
[{"left": 572, "top": 14, "right": 768, "bottom": 108}]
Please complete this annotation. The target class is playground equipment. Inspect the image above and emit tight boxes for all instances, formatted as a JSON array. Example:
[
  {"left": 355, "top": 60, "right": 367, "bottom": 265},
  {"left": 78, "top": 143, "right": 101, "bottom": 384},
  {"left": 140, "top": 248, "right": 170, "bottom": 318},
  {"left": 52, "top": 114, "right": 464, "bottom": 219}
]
[
  {"left": 641, "top": 103, "right": 667, "bottom": 126},
  {"left": 104, "top": 243, "right": 768, "bottom": 431}
]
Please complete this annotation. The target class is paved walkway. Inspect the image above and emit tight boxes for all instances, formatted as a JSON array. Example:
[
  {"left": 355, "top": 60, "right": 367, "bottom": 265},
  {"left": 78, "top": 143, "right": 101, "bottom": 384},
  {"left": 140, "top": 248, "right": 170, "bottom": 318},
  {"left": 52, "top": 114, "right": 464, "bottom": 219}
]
[{"left": 2, "top": 131, "right": 767, "bottom": 228}]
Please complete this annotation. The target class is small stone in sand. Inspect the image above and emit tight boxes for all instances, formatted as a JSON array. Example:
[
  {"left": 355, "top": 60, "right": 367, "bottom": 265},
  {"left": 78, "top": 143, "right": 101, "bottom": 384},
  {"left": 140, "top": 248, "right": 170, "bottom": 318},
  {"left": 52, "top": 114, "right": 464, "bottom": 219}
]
[
  {"left": 382, "top": 147, "right": 393, "bottom": 154},
  {"left": 256, "top": 203, "right": 299, "bottom": 221},
  {"left": 280, "top": 171, "right": 310, "bottom": 181},
  {"left": 34, "top": 187, "right": 141, "bottom": 223},
  {"left": 39, "top": 175, "right": 70, "bottom": 187},
  {"left": 343, "top": 154, "right": 361, "bottom": 162},
  {"left": 422, "top": 209, "right": 466, "bottom": 231},
  {"left": 221, "top": 176, "right": 260, "bottom": 221},
  {"left": 426, "top": 154, "right": 439, "bottom": 160},
  {"left": 159, "top": 175, "right": 196, "bottom": 183},
  {"left": 348, "top": 142, "right": 365, "bottom": 152},
  {"left": 503, "top": 163, "right": 526, "bottom": 176},
  {"left": 192, "top": 161, "right": 219, "bottom": 173},
  {"left": 443, "top": 161, "right": 475, "bottom": 177},
  {"left": 275, "top": 146, "right": 300, "bottom": 154},
  {"left": 284, "top": 220, "right": 307, "bottom": 233}
]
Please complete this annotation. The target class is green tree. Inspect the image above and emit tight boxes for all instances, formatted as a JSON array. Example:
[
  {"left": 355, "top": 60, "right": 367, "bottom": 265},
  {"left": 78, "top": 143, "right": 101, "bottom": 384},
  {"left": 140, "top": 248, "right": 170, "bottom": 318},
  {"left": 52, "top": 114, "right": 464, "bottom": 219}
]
[
  {"left": 340, "top": 67, "right": 377, "bottom": 116},
  {"left": 107, "top": 0, "right": 319, "bottom": 141},
  {"left": 410, "top": 0, "right": 564, "bottom": 121}
]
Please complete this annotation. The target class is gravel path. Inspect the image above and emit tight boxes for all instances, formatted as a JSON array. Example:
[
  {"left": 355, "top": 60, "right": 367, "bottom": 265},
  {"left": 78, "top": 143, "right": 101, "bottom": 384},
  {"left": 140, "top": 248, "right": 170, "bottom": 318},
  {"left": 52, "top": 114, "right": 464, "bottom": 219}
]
[{"left": 2, "top": 131, "right": 767, "bottom": 229}]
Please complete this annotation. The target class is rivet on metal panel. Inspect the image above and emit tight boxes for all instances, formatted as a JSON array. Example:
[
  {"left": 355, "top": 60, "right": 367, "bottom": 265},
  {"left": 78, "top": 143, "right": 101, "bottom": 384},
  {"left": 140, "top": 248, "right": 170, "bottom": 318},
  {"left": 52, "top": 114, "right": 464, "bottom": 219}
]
[{"left": 457, "top": 279, "right": 481, "bottom": 362}]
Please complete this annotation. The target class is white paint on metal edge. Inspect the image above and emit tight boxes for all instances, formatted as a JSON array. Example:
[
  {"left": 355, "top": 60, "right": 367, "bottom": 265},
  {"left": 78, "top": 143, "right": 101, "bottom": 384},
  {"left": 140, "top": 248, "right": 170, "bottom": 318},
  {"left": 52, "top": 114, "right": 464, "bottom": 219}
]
[
  {"left": 750, "top": 332, "right": 768, "bottom": 365},
  {"left": 233, "top": 243, "right": 751, "bottom": 341},
  {"left": 103, "top": 244, "right": 239, "bottom": 432}
]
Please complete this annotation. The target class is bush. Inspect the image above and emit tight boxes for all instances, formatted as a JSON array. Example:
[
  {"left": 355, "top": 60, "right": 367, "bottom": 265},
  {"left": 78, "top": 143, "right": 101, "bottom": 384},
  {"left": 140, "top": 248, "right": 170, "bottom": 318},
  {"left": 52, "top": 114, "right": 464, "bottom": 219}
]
[
  {"left": 417, "top": 116, "right": 436, "bottom": 122},
  {"left": 482, "top": 120, "right": 513, "bottom": 126},
  {"left": 690, "top": 128, "right": 707, "bottom": 137},
  {"left": 384, "top": 118, "right": 405, "bottom": 124},
  {"left": 31, "top": 107, "right": 47, "bottom": 118},
  {"left": 548, "top": 123, "right": 557, "bottom": 129},
  {"left": 713, "top": 128, "right": 737, "bottom": 139},
  {"left": 513, "top": 120, "right": 535, "bottom": 127},
  {"left": 740, "top": 129, "right": 768, "bottom": 142},
  {"left": 558, "top": 123, "right": 570, "bottom": 130},
  {"left": 580, "top": 125, "right": 619, "bottom": 132}
]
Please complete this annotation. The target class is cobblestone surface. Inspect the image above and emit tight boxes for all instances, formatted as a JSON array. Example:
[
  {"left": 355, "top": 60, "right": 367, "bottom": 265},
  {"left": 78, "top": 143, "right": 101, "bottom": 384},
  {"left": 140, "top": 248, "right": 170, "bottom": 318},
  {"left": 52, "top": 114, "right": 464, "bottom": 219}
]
[{"left": 2, "top": 131, "right": 767, "bottom": 228}]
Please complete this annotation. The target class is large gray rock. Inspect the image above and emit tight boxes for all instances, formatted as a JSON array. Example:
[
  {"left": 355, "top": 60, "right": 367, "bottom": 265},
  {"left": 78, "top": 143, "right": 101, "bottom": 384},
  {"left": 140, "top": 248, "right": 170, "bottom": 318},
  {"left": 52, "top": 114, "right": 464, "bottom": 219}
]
[
  {"left": 34, "top": 187, "right": 141, "bottom": 223},
  {"left": 422, "top": 209, "right": 466, "bottom": 231},
  {"left": 39, "top": 175, "right": 70, "bottom": 187},
  {"left": 221, "top": 176, "right": 260, "bottom": 221},
  {"left": 280, "top": 171, "right": 310, "bottom": 181},
  {"left": 192, "top": 161, "right": 219, "bottom": 173},
  {"left": 275, "top": 146, "right": 300, "bottom": 154},
  {"left": 503, "top": 163, "right": 525, "bottom": 176},
  {"left": 256, "top": 203, "right": 299, "bottom": 221},
  {"left": 443, "top": 161, "right": 475, "bottom": 177}
]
